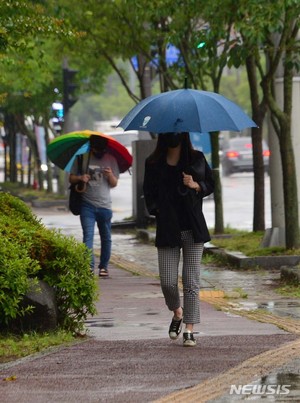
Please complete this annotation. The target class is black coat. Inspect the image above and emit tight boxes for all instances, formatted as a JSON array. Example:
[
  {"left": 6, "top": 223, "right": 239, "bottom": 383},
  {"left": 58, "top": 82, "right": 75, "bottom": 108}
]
[{"left": 143, "top": 150, "right": 214, "bottom": 247}]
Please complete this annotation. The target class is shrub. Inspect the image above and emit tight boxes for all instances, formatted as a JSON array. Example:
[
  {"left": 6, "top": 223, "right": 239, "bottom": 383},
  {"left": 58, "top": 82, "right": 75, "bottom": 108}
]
[{"left": 0, "top": 192, "right": 98, "bottom": 333}]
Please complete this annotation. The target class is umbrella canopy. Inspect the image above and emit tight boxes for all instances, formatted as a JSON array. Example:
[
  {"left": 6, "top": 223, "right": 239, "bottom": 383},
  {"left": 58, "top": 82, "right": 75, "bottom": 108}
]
[
  {"left": 118, "top": 89, "right": 257, "bottom": 134},
  {"left": 47, "top": 130, "right": 133, "bottom": 173}
]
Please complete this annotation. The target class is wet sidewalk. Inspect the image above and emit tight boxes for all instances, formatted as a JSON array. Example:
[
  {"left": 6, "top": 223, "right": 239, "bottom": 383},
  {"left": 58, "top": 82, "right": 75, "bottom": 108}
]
[
  {"left": 1, "top": 263, "right": 299, "bottom": 402},
  {"left": 1, "top": 208, "right": 299, "bottom": 402}
]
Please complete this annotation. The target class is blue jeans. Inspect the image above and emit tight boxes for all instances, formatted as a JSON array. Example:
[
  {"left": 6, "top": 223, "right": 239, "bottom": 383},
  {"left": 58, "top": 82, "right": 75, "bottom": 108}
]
[{"left": 80, "top": 202, "right": 112, "bottom": 270}]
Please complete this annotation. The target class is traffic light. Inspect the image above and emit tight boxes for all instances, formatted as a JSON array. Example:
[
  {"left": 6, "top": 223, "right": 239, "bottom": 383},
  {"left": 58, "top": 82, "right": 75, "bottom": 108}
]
[
  {"left": 63, "top": 68, "right": 78, "bottom": 115},
  {"left": 51, "top": 101, "right": 64, "bottom": 133},
  {"left": 197, "top": 41, "right": 206, "bottom": 49}
]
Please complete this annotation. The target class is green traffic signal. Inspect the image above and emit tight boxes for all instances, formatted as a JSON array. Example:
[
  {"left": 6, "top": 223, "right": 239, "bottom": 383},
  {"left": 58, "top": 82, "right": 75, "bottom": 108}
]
[{"left": 197, "top": 41, "right": 206, "bottom": 49}]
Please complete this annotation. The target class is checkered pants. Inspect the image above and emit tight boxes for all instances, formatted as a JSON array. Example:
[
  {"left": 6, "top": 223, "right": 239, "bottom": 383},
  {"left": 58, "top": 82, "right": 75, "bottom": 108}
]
[{"left": 158, "top": 230, "right": 204, "bottom": 324}]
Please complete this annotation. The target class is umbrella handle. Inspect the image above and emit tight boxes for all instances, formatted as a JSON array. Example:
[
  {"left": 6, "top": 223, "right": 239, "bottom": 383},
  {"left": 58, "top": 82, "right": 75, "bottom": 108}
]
[{"left": 75, "top": 181, "right": 86, "bottom": 193}]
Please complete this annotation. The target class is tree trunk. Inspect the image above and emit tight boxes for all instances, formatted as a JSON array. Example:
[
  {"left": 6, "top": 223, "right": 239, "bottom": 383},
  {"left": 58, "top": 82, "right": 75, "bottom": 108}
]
[
  {"left": 279, "top": 122, "right": 300, "bottom": 248},
  {"left": 281, "top": 51, "right": 299, "bottom": 248},
  {"left": 245, "top": 55, "right": 267, "bottom": 232},
  {"left": 210, "top": 132, "right": 224, "bottom": 233},
  {"left": 44, "top": 124, "right": 53, "bottom": 193},
  {"left": 137, "top": 54, "right": 152, "bottom": 99},
  {"left": 263, "top": 51, "right": 300, "bottom": 249},
  {"left": 4, "top": 113, "right": 17, "bottom": 182}
]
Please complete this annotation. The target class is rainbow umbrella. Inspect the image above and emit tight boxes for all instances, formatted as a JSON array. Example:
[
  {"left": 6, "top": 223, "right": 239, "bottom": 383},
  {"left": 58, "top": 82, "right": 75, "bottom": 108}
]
[{"left": 47, "top": 130, "right": 133, "bottom": 173}]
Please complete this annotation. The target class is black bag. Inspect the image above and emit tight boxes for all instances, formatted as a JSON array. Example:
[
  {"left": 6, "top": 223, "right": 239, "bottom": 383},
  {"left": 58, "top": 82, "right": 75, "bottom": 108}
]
[
  {"left": 69, "top": 184, "right": 82, "bottom": 215},
  {"left": 69, "top": 155, "right": 84, "bottom": 216}
]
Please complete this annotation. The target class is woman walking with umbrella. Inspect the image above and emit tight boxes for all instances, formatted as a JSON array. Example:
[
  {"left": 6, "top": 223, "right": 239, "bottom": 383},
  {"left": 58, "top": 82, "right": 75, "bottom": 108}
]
[
  {"left": 47, "top": 130, "right": 133, "bottom": 277},
  {"left": 143, "top": 132, "right": 214, "bottom": 346},
  {"left": 69, "top": 135, "right": 119, "bottom": 277}
]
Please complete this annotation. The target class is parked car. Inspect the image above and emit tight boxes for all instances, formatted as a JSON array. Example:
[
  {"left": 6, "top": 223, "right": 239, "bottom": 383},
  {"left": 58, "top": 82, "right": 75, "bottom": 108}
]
[{"left": 221, "top": 137, "right": 270, "bottom": 176}]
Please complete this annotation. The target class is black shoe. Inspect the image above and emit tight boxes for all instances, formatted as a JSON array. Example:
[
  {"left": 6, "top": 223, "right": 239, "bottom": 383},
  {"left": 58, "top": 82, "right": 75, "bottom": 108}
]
[
  {"left": 183, "top": 331, "right": 196, "bottom": 347},
  {"left": 169, "top": 316, "right": 183, "bottom": 340},
  {"left": 99, "top": 268, "right": 109, "bottom": 277}
]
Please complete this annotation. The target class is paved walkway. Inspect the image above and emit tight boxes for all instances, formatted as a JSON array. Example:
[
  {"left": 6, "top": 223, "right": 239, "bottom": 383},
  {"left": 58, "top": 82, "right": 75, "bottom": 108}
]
[
  {"left": 1, "top": 264, "right": 299, "bottom": 402},
  {"left": 1, "top": 208, "right": 300, "bottom": 402}
]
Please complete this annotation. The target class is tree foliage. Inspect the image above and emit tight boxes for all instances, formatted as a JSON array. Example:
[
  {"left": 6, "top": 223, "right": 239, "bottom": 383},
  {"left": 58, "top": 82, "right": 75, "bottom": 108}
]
[{"left": 1, "top": 0, "right": 300, "bottom": 247}]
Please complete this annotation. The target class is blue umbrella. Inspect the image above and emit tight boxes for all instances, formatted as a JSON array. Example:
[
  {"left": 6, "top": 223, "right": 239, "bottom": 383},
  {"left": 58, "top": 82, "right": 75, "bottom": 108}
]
[{"left": 118, "top": 89, "right": 257, "bottom": 133}]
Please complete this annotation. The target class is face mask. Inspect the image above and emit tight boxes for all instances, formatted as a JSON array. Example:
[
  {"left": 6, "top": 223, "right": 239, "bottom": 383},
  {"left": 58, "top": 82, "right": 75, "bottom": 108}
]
[
  {"left": 93, "top": 149, "right": 106, "bottom": 159},
  {"left": 164, "top": 133, "right": 183, "bottom": 148}
]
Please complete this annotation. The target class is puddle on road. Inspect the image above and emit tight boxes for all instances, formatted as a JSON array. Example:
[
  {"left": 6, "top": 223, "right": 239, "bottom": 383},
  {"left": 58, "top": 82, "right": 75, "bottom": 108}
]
[
  {"left": 212, "top": 367, "right": 300, "bottom": 402},
  {"left": 237, "top": 300, "right": 300, "bottom": 320},
  {"left": 258, "top": 301, "right": 300, "bottom": 319},
  {"left": 201, "top": 267, "right": 281, "bottom": 295}
]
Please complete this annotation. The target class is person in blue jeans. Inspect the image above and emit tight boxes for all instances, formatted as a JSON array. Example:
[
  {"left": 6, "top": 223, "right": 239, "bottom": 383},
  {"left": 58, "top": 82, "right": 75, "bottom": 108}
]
[{"left": 69, "top": 135, "right": 119, "bottom": 277}]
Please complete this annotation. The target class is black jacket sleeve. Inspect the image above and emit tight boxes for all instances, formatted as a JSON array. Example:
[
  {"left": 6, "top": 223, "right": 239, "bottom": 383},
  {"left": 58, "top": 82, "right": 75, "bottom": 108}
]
[
  {"left": 143, "top": 159, "right": 159, "bottom": 216},
  {"left": 188, "top": 151, "right": 214, "bottom": 198}
]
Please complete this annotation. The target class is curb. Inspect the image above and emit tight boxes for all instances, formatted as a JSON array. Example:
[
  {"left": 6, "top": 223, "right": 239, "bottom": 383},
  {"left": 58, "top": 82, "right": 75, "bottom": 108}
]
[{"left": 205, "top": 245, "right": 300, "bottom": 268}]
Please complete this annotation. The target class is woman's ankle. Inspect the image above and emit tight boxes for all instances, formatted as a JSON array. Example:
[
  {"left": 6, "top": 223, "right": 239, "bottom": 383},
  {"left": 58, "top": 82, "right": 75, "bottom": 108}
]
[
  {"left": 185, "top": 324, "right": 193, "bottom": 333},
  {"left": 173, "top": 307, "right": 183, "bottom": 320}
]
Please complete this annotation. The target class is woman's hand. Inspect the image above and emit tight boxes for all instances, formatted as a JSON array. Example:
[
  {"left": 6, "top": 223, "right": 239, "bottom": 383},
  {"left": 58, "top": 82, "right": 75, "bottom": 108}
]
[
  {"left": 69, "top": 173, "right": 90, "bottom": 184},
  {"left": 80, "top": 174, "right": 90, "bottom": 183},
  {"left": 182, "top": 172, "right": 201, "bottom": 192}
]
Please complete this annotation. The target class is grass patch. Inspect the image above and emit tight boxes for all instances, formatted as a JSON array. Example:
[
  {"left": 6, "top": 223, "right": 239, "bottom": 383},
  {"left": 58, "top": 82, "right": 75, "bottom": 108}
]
[
  {"left": 233, "top": 287, "right": 248, "bottom": 298},
  {"left": 277, "top": 285, "right": 300, "bottom": 299},
  {"left": 0, "top": 330, "right": 75, "bottom": 364},
  {"left": 210, "top": 230, "right": 300, "bottom": 257}
]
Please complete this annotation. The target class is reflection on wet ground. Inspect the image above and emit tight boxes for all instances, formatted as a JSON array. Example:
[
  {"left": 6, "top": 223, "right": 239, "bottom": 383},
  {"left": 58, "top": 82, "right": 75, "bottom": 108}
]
[
  {"left": 86, "top": 318, "right": 115, "bottom": 328},
  {"left": 201, "top": 266, "right": 281, "bottom": 295},
  {"left": 256, "top": 301, "right": 300, "bottom": 320},
  {"left": 214, "top": 359, "right": 300, "bottom": 402}
]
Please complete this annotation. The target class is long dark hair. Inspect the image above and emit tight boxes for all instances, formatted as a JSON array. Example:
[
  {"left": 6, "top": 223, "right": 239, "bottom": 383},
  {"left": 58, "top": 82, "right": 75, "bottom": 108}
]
[{"left": 147, "top": 132, "right": 197, "bottom": 166}]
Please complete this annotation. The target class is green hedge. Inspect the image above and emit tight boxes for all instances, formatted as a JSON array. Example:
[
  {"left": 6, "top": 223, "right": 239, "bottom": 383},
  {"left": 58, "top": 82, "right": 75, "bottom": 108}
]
[{"left": 0, "top": 192, "right": 98, "bottom": 333}]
